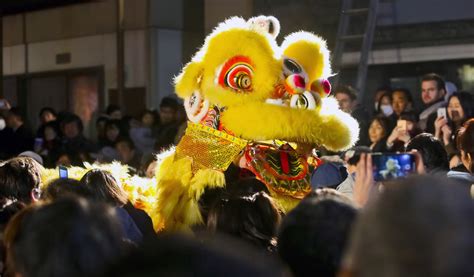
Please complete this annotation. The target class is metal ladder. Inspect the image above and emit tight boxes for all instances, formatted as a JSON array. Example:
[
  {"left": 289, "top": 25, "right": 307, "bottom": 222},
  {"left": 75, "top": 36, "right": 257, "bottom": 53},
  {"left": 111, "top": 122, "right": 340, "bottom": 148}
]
[{"left": 332, "top": 0, "right": 379, "bottom": 103}]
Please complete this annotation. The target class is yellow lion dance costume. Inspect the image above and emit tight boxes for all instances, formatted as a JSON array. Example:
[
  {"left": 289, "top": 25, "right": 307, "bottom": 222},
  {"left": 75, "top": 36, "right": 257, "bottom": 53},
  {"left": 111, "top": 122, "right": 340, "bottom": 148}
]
[{"left": 153, "top": 16, "right": 359, "bottom": 232}]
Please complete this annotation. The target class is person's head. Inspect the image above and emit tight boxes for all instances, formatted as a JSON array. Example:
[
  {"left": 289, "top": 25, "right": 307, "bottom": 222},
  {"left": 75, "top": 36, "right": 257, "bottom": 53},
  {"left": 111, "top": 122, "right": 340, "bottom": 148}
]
[
  {"left": 457, "top": 118, "right": 474, "bottom": 173},
  {"left": 392, "top": 88, "right": 413, "bottom": 116},
  {"left": 54, "top": 150, "right": 82, "bottom": 167},
  {"left": 115, "top": 137, "right": 136, "bottom": 164},
  {"left": 0, "top": 157, "right": 43, "bottom": 204},
  {"left": 80, "top": 169, "right": 128, "bottom": 206},
  {"left": 406, "top": 133, "right": 449, "bottom": 173},
  {"left": 105, "top": 119, "right": 122, "bottom": 143},
  {"left": 6, "top": 107, "right": 24, "bottom": 129},
  {"left": 38, "top": 107, "right": 57, "bottom": 124},
  {"left": 374, "top": 86, "right": 391, "bottom": 109},
  {"left": 159, "top": 97, "right": 179, "bottom": 124},
  {"left": 335, "top": 86, "right": 357, "bottom": 113},
  {"left": 207, "top": 191, "right": 281, "bottom": 252},
  {"left": 376, "top": 91, "right": 393, "bottom": 116},
  {"left": 61, "top": 114, "right": 83, "bottom": 139},
  {"left": 96, "top": 116, "right": 109, "bottom": 139},
  {"left": 278, "top": 188, "right": 357, "bottom": 277},
  {"left": 43, "top": 121, "right": 59, "bottom": 141},
  {"left": 4, "top": 198, "right": 125, "bottom": 277},
  {"left": 103, "top": 233, "right": 287, "bottom": 277},
  {"left": 447, "top": 91, "right": 474, "bottom": 124},
  {"left": 141, "top": 110, "right": 159, "bottom": 128},
  {"left": 399, "top": 112, "right": 421, "bottom": 136},
  {"left": 311, "top": 162, "right": 348, "bottom": 189},
  {"left": 342, "top": 176, "right": 473, "bottom": 277},
  {"left": 106, "top": 105, "right": 122, "bottom": 120},
  {"left": 43, "top": 178, "right": 92, "bottom": 201},
  {"left": 421, "top": 73, "right": 446, "bottom": 106},
  {"left": 343, "top": 146, "right": 372, "bottom": 174},
  {"left": 368, "top": 116, "right": 390, "bottom": 144}
]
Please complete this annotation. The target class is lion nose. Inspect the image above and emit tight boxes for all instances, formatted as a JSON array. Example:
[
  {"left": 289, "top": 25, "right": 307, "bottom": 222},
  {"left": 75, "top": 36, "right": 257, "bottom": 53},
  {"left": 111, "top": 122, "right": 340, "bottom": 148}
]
[{"left": 285, "top": 74, "right": 306, "bottom": 95}]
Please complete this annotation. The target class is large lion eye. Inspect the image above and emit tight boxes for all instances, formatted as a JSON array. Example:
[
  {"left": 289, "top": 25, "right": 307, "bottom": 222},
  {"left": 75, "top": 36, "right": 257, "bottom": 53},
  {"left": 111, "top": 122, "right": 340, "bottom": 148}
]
[
  {"left": 218, "top": 56, "right": 254, "bottom": 92},
  {"left": 283, "top": 58, "right": 302, "bottom": 76}
]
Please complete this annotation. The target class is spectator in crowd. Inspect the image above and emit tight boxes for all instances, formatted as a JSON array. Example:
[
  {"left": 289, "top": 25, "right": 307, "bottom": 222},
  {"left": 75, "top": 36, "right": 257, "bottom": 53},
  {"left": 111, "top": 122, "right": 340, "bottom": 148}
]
[
  {"left": 374, "top": 91, "right": 393, "bottom": 117},
  {"left": 154, "top": 97, "right": 180, "bottom": 151},
  {"left": 311, "top": 162, "right": 348, "bottom": 190},
  {"left": 100, "top": 119, "right": 124, "bottom": 148},
  {"left": 419, "top": 73, "right": 447, "bottom": 132},
  {"left": 54, "top": 150, "right": 83, "bottom": 167},
  {"left": 390, "top": 88, "right": 414, "bottom": 119},
  {"left": 405, "top": 133, "right": 449, "bottom": 174},
  {"left": 0, "top": 114, "right": 12, "bottom": 160},
  {"left": 367, "top": 116, "right": 390, "bottom": 152},
  {"left": 95, "top": 115, "right": 109, "bottom": 145},
  {"left": 278, "top": 189, "right": 357, "bottom": 277},
  {"left": 340, "top": 176, "right": 474, "bottom": 277},
  {"left": 4, "top": 198, "right": 127, "bottom": 277},
  {"left": 36, "top": 107, "right": 57, "bottom": 138},
  {"left": 130, "top": 110, "right": 159, "bottom": 156},
  {"left": 81, "top": 169, "right": 154, "bottom": 241},
  {"left": 207, "top": 191, "right": 281, "bottom": 253},
  {"left": 60, "top": 114, "right": 96, "bottom": 155},
  {"left": 104, "top": 233, "right": 287, "bottom": 277},
  {"left": 386, "top": 112, "right": 421, "bottom": 152},
  {"left": 42, "top": 178, "right": 92, "bottom": 201},
  {"left": 0, "top": 157, "right": 43, "bottom": 205},
  {"left": 434, "top": 91, "right": 474, "bottom": 159},
  {"left": 337, "top": 146, "right": 372, "bottom": 199},
  {"left": 106, "top": 105, "right": 122, "bottom": 120},
  {"left": 36, "top": 121, "right": 62, "bottom": 167},
  {"left": 372, "top": 86, "right": 392, "bottom": 114},
  {"left": 5, "top": 107, "right": 34, "bottom": 157},
  {"left": 447, "top": 118, "right": 474, "bottom": 192},
  {"left": 334, "top": 86, "right": 370, "bottom": 146},
  {"left": 115, "top": 137, "right": 142, "bottom": 170}
]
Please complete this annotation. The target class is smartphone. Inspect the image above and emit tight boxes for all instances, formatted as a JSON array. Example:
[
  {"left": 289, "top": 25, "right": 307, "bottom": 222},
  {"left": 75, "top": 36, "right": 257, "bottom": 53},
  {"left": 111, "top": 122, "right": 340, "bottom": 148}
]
[
  {"left": 59, "top": 166, "right": 68, "bottom": 179},
  {"left": 437, "top": 107, "right": 447, "bottom": 119},
  {"left": 372, "top": 153, "right": 415, "bottom": 182},
  {"left": 397, "top": 120, "right": 407, "bottom": 132}
]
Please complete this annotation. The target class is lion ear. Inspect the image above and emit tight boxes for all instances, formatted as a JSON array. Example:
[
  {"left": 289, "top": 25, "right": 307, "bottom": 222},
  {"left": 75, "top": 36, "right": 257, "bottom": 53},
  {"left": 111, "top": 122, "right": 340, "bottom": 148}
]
[{"left": 174, "top": 61, "right": 204, "bottom": 98}]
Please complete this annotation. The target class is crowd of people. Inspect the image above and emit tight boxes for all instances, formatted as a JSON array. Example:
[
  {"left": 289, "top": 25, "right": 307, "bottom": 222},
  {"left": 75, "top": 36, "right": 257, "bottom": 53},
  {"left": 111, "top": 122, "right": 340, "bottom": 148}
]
[
  {"left": 0, "top": 96, "right": 186, "bottom": 176},
  {"left": 0, "top": 71, "right": 472, "bottom": 276}
]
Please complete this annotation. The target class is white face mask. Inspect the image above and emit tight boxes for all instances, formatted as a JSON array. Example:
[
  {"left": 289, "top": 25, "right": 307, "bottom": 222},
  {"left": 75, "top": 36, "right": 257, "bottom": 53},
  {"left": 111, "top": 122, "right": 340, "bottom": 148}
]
[
  {"left": 380, "top": 104, "right": 394, "bottom": 116},
  {"left": 0, "top": 118, "right": 5, "bottom": 131}
]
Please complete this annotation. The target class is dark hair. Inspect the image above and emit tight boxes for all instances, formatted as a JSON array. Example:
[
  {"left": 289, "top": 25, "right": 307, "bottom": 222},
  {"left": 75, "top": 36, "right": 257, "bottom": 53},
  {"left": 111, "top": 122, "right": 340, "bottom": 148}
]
[
  {"left": 421, "top": 73, "right": 446, "bottom": 91},
  {"left": 103, "top": 233, "right": 287, "bottom": 276},
  {"left": 345, "top": 146, "right": 372, "bottom": 166},
  {"left": 60, "top": 114, "right": 84, "bottom": 133},
  {"left": 448, "top": 91, "right": 474, "bottom": 122},
  {"left": 42, "top": 121, "right": 60, "bottom": 137},
  {"left": 376, "top": 91, "right": 392, "bottom": 113},
  {"left": 106, "top": 105, "right": 121, "bottom": 115},
  {"left": 8, "top": 107, "right": 24, "bottom": 121},
  {"left": 5, "top": 198, "right": 125, "bottom": 277},
  {"left": 80, "top": 169, "right": 128, "bottom": 206},
  {"left": 0, "top": 157, "right": 43, "bottom": 204},
  {"left": 346, "top": 176, "right": 473, "bottom": 277},
  {"left": 159, "top": 97, "right": 179, "bottom": 110},
  {"left": 392, "top": 88, "right": 413, "bottom": 104},
  {"left": 38, "top": 107, "right": 57, "bottom": 118},
  {"left": 278, "top": 188, "right": 357, "bottom": 277},
  {"left": 370, "top": 115, "right": 391, "bottom": 139},
  {"left": 335, "top": 85, "right": 357, "bottom": 101},
  {"left": 406, "top": 133, "right": 449, "bottom": 173},
  {"left": 456, "top": 118, "right": 474, "bottom": 173},
  {"left": 115, "top": 137, "right": 136, "bottom": 151},
  {"left": 43, "top": 178, "right": 92, "bottom": 201},
  {"left": 207, "top": 191, "right": 281, "bottom": 252}
]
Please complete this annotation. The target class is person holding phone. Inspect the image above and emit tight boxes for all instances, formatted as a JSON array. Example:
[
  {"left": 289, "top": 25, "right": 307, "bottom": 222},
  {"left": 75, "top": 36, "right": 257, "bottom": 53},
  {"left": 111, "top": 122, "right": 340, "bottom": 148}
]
[
  {"left": 434, "top": 92, "right": 474, "bottom": 160},
  {"left": 386, "top": 112, "right": 421, "bottom": 152}
]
